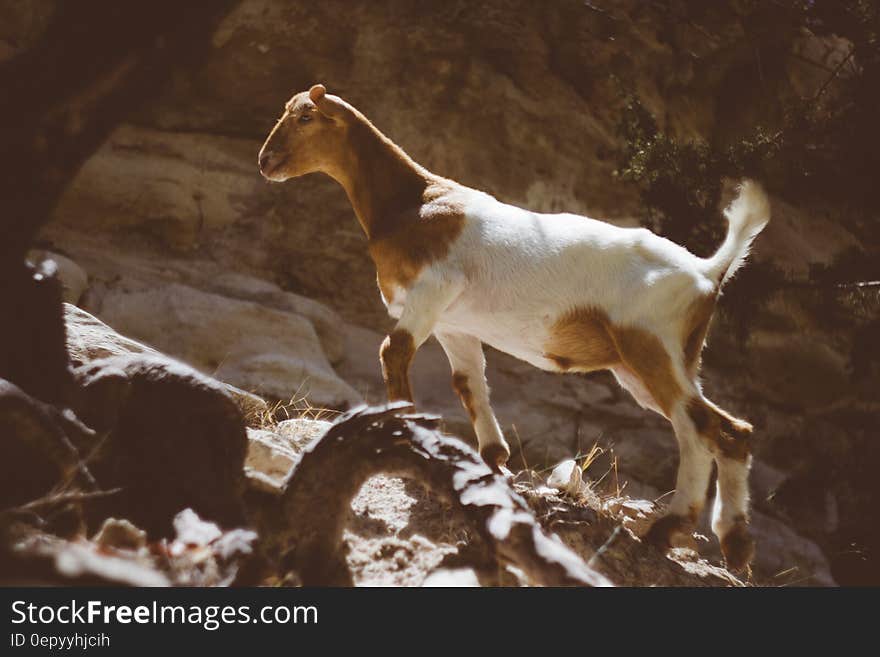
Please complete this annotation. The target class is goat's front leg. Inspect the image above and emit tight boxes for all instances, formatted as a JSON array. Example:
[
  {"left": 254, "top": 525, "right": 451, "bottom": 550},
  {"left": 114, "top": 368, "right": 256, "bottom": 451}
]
[
  {"left": 436, "top": 331, "right": 510, "bottom": 470},
  {"left": 380, "top": 275, "right": 463, "bottom": 403}
]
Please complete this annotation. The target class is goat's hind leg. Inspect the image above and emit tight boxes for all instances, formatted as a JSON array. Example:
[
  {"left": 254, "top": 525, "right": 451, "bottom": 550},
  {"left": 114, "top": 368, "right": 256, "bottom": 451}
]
[
  {"left": 644, "top": 400, "right": 715, "bottom": 549},
  {"left": 688, "top": 397, "right": 755, "bottom": 571},
  {"left": 608, "top": 334, "right": 714, "bottom": 550}
]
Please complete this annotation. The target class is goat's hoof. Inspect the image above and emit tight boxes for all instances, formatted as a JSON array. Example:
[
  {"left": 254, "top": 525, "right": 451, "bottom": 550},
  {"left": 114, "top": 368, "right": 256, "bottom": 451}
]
[
  {"left": 480, "top": 443, "right": 510, "bottom": 473},
  {"left": 720, "top": 521, "right": 755, "bottom": 573},
  {"left": 644, "top": 514, "right": 692, "bottom": 549}
]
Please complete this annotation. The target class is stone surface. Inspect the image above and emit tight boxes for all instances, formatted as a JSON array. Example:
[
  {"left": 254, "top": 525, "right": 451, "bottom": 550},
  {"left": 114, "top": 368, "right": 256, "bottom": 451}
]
[
  {"left": 244, "top": 427, "right": 298, "bottom": 494},
  {"left": 64, "top": 303, "right": 267, "bottom": 423},
  {"left": 94, "top": 281, "right": 360, "bottom": 406},
  {"left": 275, "top": 418, "right": 332, "bottom": 448},
  {"left": 0, "top": 0, "right": 57, "bottom": 64},
  {"left": 73, "top": 353, "right": 249, "bottom": 537},
  {"left": 27, "top": 250, "right": 88, "bottom": 305},
  {"left": 547, "top": 459, "right": 585, "bottom": 497},
  {"left": 93, "top": 518, "right": 147, "bottom": 551},
  {"left": 244, "top": 418, "right": 332, "bottom": 494}
]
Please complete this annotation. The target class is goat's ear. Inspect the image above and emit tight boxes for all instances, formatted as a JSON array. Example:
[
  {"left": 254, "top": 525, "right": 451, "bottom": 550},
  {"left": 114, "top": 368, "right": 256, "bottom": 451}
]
[{"left": 310, "top": 84, "right": 353, "bottom": 121}]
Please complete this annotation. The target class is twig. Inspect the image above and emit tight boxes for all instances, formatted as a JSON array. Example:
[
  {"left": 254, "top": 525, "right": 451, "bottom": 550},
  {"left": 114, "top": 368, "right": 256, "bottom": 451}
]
[
  {"left": 2, "top": 488, "right": 122, "bottom": 516},
  {"left": 587, "top": 525, "right": 623, "bottom": 569}
]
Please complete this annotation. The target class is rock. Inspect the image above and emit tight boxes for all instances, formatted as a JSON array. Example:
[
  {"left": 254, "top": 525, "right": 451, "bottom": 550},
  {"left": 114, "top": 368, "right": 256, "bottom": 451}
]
[
  {"left": 0, "top": 260, "right": 74, "bottom": 407},
  {"left": 0, "top": 1, "right": 57, "bottom": 64},
  {"left": 73, "top": 353, "right": 249, "bottom": 537},
  {"left": 27, "top": 249, "right": 88, "bottom": 304},
  {"left": 50, "top": 243, "right": 360, "bottom": 410},
  {"left": 422, "top": 568, "right": 482, "bottom": 587},
  {"left": 198, "top": 271, "right": 347, "bottom": 365},
  {"left": 5, "top": 512, "right": 257, "bottom": 587},
  {"left": 786, "top": 34, "right": 854, "bottom": 104},
  {"left": 165, "top": 511, "right": 260, "bottom": 585},
  {"left": 44, "top": 2, "right": 863, "bottom": 332},
  {"left": 64, "top": 303, "right": 267, "bottom": 423},
  {"left": 275, "top": 418, "right": 332, "bottom": 448},
  {"left": 244, "top": 427, "right": 298, "bottom": 494},
  {"left": 65, "top": 302, "right": 159, "bottom": 364},
  {"left": 517, "top": 484, "right": 743, "bottom": 587},
  {"left": 172, "top": 508, "right": 222, "bottom": 548},
  {"left": 51, "top": 238, "right": 348, "bottom": 366},
  {"left": 93, "top": 518, "right": 147, "bottom": 551},
  {"left": 747, "top": 332, "right": 850, "bottom": 408},
  {"left": 688, "top": 503, "right": 836, "bottom": 586},
  {"left": 547, "top": 459, "right": 584, "bottom": 496},
  {"left": 244, "top": 419, "right": 332, "bottom": 494},
  {"left": 50, "top": 125, "right": 260, "bottom": 252},
  {"left": 0, "top": 378, "right": 95, "bottom": 509},
  {"left": 275, "top": 405, "right": 611, "bottom": 586},
  {"left": 747, "top": 511, "right": 836, "bottom": 587},
  {"left": 91, "top": 282, "right": 361, "bottom": 407},
  {"left": 751, "top": 195, "right": 858, "bottom": 278},
  {"left": 40, "top": 537, "right": 170, "bottom": 587}
]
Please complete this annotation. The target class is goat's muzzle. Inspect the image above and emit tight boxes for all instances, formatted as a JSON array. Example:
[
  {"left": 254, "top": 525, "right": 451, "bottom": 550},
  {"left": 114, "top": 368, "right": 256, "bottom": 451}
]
[{"left": 258, "top": 150, "right": 288, "bottom": 180}]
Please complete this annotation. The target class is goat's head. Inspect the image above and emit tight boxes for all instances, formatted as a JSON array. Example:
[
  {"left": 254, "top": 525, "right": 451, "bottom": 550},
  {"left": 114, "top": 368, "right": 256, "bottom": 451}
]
[{"left": 258, "top": 84, "right": 354, "bottom": 182}]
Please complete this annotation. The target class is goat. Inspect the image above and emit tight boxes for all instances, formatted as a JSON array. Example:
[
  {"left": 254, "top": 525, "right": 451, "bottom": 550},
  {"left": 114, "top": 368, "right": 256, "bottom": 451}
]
[{"left": 258, "top": 84, "right": 771, "bottom": 571}]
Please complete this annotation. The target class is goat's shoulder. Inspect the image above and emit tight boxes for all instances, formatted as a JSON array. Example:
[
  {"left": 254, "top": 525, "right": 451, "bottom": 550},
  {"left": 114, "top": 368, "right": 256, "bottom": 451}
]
[{"left": 367, "top": 177, "right": 470, "bottom": 302}]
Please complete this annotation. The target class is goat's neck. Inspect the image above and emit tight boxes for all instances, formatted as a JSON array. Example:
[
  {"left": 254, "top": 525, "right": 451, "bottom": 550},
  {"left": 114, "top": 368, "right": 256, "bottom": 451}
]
[{"left": 330, "top": 121, "right": 432, "bottom": 240}]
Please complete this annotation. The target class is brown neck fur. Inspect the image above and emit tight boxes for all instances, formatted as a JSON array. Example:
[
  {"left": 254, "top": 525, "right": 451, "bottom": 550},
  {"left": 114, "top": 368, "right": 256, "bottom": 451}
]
[{"left": 328, "top": 113, "right": 434, "bottom": 240}]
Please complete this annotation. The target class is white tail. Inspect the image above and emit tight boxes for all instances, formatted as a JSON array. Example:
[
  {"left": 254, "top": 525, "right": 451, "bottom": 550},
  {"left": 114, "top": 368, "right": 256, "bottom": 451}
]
[{"left": 702, "top": 180, "right": 771, "bottom": 286}]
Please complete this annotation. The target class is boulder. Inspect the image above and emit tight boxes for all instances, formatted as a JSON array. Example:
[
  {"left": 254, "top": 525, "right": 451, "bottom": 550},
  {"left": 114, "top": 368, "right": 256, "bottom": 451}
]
[
  {"left": 64, "top": 303, "right": 267, "bottom": 423},
  {"left": 747, "top": 331, "right": 851, "bottom": 408},
  {"left": 27, "top": 249, "right": 88, "bottom": 305},
  {"left": 92, "top": 282, "right": 361, "bottom": 407},
  {"left": 275, "top": 417, "right": 332, "bottom": 448},
  {"left": 244, "top": 419, "right": 332, "bottom": 494},
  {"left": 244, "top": 428, "right": 298, "bottom": 494},
  {"left": 73, "top": 353, "right": 249, "bottom": 537}
]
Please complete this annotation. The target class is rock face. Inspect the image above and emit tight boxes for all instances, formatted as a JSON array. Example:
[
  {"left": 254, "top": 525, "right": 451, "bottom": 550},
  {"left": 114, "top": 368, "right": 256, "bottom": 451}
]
[
  {"left": 55, "top": 242, "right": 360, "bottom": 409},
  {"left": 24, "top": 0, "right": 877, "bottom": 584},
  {"left": 96, "top": 282, "right": 359, "bottom": 405},
  {"left": 64, "top": 303, "right": 267, "bottom": 422},
  {"left": 0, "top": 0, "right": 57, "bottom": 64}
]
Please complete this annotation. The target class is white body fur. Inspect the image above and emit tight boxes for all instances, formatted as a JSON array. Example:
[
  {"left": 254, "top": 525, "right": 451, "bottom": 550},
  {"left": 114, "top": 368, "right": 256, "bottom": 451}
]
[{"left": 388, "top": 186, "right": 716, "bottom": 373}]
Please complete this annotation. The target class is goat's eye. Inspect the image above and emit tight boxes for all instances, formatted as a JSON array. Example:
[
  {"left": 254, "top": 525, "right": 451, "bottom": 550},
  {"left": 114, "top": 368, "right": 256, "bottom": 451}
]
[{"left": 298, "top": 113, "right": 313, "bottom": 124}]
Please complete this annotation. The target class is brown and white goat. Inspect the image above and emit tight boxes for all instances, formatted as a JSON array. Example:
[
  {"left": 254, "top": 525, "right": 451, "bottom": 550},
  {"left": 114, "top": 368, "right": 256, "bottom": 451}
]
[{"left": 259, "top": 84, "right": 771, "bottom": 571}]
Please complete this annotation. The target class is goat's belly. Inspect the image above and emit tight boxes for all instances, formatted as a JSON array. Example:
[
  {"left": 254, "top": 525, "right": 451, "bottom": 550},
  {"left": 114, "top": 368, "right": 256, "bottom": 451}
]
[{"left": 436, "top": 309, "right": 564, "bottom": 372}]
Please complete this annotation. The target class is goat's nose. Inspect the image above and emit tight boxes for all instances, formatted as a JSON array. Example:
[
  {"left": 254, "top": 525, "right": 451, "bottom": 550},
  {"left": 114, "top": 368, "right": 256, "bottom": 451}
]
[{"left": 259, "top": 152, "right": 271, "bottom": 171}]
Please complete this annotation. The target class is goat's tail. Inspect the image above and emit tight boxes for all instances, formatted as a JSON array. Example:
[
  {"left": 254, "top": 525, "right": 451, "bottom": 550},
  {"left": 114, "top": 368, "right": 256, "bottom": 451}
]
[{"left": 701, "top": 180, "right": 771, "bottom": 286}]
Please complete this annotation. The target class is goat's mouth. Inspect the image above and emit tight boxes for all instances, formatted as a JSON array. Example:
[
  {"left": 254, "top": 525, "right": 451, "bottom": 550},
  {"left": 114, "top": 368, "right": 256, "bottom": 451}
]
[{"left": 261, "top": 155, "right": 290, "bottom": 181}]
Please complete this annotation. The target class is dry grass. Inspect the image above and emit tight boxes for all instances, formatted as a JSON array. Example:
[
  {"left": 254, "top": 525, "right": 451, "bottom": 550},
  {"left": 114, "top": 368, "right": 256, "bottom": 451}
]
[{"left": 254, "top": 381, "right": 342, "bottom": 432}]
